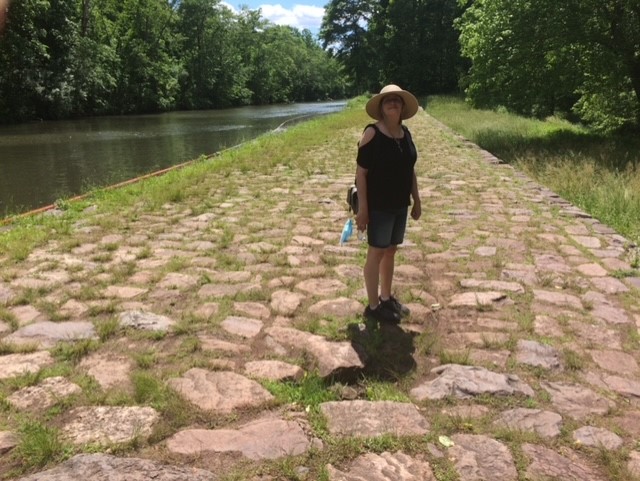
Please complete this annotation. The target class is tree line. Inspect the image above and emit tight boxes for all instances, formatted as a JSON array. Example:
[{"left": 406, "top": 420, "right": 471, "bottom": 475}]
[
  {"left": 0, "top": 0, "right": 348, "bottom": 123},
  {"left": 2, "top": 0, "right": 638, "bottom": 131},
  {"left": 320, "top": 0, "right": 639, "bottom": 132}
]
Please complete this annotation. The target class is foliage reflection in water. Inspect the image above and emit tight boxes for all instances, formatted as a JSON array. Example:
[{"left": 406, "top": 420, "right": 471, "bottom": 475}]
[{"left": 0, "top": 101, "right": 345, "bottom": 215}]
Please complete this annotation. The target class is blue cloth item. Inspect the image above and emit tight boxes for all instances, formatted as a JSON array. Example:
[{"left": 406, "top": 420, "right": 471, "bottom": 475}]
[{"left": 340, "top": 218, "right": 353, "bottom": 245}]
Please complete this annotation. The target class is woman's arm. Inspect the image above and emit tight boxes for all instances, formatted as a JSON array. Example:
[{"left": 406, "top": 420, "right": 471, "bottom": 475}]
[
  {"left": 355, "top": 165, "right": 369, "bottom": 231},
  {"left": 354, "top": 126, "right": 376, "bottom": 231},
  {"left": 410, "top": 169, "right": 421, "bottom": 220}
]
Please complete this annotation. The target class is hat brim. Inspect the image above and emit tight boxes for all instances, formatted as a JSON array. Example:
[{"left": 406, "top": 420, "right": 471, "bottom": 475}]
[{"left": 365, "top": 89, "right": 419, "bottom": 121}]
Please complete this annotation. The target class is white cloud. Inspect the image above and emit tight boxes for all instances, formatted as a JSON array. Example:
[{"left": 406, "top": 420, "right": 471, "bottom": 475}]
[
  {"left": 259, "top": 4, "right": 324, "bottom": 31},
  {"left": 220, "top": 1, "right": 236, "bottom": 13},
  {"left": 218, "top": 2, "right": 325, "bottom": 33}
]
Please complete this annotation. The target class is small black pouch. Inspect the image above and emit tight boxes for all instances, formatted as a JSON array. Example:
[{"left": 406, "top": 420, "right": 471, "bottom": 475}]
[{"left": 347, "top": 184, "right": 358, "bottom": 214}]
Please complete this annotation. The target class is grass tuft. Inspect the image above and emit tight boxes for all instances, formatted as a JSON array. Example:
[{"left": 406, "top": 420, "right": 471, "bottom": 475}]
[{"left": 14, "top": 420, "right": 72, "bottom": 471}]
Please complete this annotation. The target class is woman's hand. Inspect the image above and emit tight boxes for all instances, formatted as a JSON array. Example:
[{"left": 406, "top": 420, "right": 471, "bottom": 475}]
[
  {"left": 355, "top": 210, "right": 369, "bottom": 232},
  {"left": 411, "top": 199, "right": 421, "bottom": 220}
]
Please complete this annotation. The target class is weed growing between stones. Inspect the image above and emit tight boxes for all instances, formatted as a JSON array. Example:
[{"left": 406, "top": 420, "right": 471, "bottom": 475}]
[
  {"left": 14, "top": 420, "right": 71, "bottom": 471},
  {"left": 621, "top": 324, "right": 640, "bottom": 351},
  {"left": 439, "top": 349, "right": 471, "bottom": 366},
  {"left": 593, "top": 447, "right": 635, "bottom": 481},
  {"left": 177, "top": 336, "right": 201, "bottom": 356},
  {"left": 562, "top": 348, "right": 585, "bottom": 371},
  {"left": 94, "top": 317, "right": 119, "bottom": 341},
  {"left": 0, "top": 309, "right": 18, "bottom": 332},
  {"left": 52, "top": 340, "right": 98, "bottom": 364},
  {"left": 363, "top": 380, "right": 411, "bottom": 402},
  {"left": 133, "top": 349, "right": 158, "bottom": 369},
  {"left": 262, "top": 373, "right": 337, "bottom": 411},
  {"left": 3, "top": 371, "right": 42, "bottom": 391}
]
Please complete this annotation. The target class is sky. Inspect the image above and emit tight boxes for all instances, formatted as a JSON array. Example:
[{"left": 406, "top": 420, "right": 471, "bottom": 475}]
[{"left": 223, "top": 1, "right": 326, "bottom": 34}]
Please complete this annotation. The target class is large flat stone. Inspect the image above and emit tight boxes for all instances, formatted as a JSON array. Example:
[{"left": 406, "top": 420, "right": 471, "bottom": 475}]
[
  {"left": 327, "top": 451, "right": 436, "bottom": 481},
  {"left": 0, "top": 283, "right": 16, "bottom": 305},
  {"left": 589, "top": 349, "right": 639, "bottom": 375},
  {"left": 493, "top": 408, "right": 563, "bottom": 438},
  {"left": 8, "top": 376, "right": 81, "bottom": 411},
  {"left": 448, "top": 291, "right": 507, "bottom": 308},
  {"left": 533, "top": 290, "right": 582, "bottom": 309},
  {"left": 244, "top": 360, "right": 304, "bottom": 382},
  {"left": 270, "top": 290, "right": 306, "bottom": 315},
  {"left": 541, "top": 381, "right": 615, "bottom": 420},
  {"left": 157, "top": 273, "right": 199, "bottom": 290},
  {"left": 104, "top": 285, "right": 147, "bottom": 299},
  {"left": 62, "top": 406, "right": 160, "bottom": 445},
  {"left": 571, "top": 235, "right": 602, "bottom": 249},
  {"left": 220, "top": 316, "right": 263, "bottom": 338},
  {"left": 515, "top": 339, "right": 562, "bottom": 369},
  {"left": 534, "top": 254, "right": 572, "bottom": 273},
  {"left": 591, "top": 277, "right": 629, "bottom": 294},
  {"left": 266, "top": 326, "right": 365, "bottom": 378},
  {"left": 320, "top": 400, "right": 429, "bottom": 437},
  {"left": 78, "top": 353, "right": 133, "bottom": 389},
  {"left": 0, "top": 352, "right": 54, "bottom": 380},
  {"left": 573, "top": 426, "right": 623, "bottom": 450},
  {"left": 0, "top": 431, "right": 19, "bottom": 454},
  {"left": 14, "top": 454, "right": 216, "bottom": 480},
  {"left": 198, "top": 282, "right": 261, "bottom": 298},
  {"left": 599, "top": 374, "right": 640, "bottom": 399},
  {"left": 9, "top": 305, "right": 44, "bottom": 325},
  {"left": 449, "top": 434, "right": 517, "bottom": 481},
  {"left": 4, "top": 321, "right": 96, "bottom": 348},
  {"left": 295, "top": 278, "right": 347, "bottom": 296},
  {"left": 118, "top": 310, "right": 175, "bottom": 332},
  {"left": 167, "top": 368, "right": 274, "bottom": 413},
  {"left": 234, "top": 301, "right": 270, "bottom": 319},
  {"left": 410, "top": 364, "right": 534, "bottom": 400},
  {"left": 167, "top": 417, "right": 316, "bottom": 459},
  {"left": 307, "top": 297, "right": 362, "bottom": 318},
  {"left": 522, "top": 443, "right": 606, "bottom": 481},
  {"left": 459, "top": 279, "right": 524, "bottom": 293}
]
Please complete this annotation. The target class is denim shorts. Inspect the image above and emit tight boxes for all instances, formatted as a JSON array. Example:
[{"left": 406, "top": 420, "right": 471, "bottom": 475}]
[{"left": 367, "top": 207, "right": 408, "bottom": 248}]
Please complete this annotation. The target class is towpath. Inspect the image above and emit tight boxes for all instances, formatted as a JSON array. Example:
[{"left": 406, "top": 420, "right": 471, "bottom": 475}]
[{"left": 1, "top": 111, "right": 640, "bottom": 480}]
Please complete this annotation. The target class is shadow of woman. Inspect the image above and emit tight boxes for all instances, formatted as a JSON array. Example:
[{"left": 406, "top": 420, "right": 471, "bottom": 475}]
[{"left": 347, "top": 321, "right": 418, "bottom": 382}]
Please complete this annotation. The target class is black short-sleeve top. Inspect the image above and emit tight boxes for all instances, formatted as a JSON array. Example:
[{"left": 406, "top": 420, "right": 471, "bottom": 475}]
[{"left": 356, "top": 123, "right": 417, "bottom": 210}]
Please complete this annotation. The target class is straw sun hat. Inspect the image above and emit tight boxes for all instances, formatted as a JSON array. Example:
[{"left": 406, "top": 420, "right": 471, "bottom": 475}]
[{"left": 365, "top": 84, "right": 419, "bottom": 120}]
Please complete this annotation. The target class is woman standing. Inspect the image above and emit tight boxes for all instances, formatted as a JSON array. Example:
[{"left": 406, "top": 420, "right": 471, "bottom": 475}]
[{"left": 355, "top": 84, "right": 421, "bottom": 324}]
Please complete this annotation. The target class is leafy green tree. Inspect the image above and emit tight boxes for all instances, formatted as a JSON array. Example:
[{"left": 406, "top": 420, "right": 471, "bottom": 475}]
[
  {"left": 320, "top": 0, "right": 379, "bottom": 92},
  {"left": 380, "top": 0, "right": 466, "bottom": 94},
  {"left": 109, "top": 0, "right": 182, "bottom": 113},
  {"left": 293, "top": 29, "right": 348, "bottom": 100},
  {"left": 321, "top": 0, "right": 466, "bottom": 95},
  {"left": 457, "top": 0, "right": 639, "bottom": 130},
  {"left": 177, "top": 0, "right": 250, "bottom": 109},
  {"left": 68, "top": 0, "right": 119, "bottom": 115},
  {"left": 0, "top": 0, "right": 350, "bottom": 122},
  {"left": 0, "top": 0, "right": 79, "bottom": 121},
  {"left": 573, "top": 0, "right": 640, "bottom": 129},
  {"left": 248, "top": 24, "right": 347, "bottom": 104}
]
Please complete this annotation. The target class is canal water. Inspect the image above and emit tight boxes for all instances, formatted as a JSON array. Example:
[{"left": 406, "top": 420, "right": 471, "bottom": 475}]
[{"left": 0, "top": 101, "right": 346, "bottom": 216}]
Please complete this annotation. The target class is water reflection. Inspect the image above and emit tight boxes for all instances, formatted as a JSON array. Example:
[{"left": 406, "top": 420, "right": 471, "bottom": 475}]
[{"left": 0, "top": 101, "right": 346, "bottom": 215}]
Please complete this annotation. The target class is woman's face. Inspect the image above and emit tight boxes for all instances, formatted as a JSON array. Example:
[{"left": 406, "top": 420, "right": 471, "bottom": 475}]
[{"left": 381, "top": 95, "right": 404, "bottom": 119}]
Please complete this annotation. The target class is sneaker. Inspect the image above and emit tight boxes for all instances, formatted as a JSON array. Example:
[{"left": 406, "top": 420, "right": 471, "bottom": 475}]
[
  {"left": 379, "top": 295, "right": 410, "bottom": 318},
  {"left": 363, "top": 304, "right": 401, "bottom": 324}
]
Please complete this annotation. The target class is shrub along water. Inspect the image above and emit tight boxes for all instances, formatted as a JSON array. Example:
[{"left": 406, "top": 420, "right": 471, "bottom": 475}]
[{"left": 426, "top": 96, "right": 640, "bottom": 250}]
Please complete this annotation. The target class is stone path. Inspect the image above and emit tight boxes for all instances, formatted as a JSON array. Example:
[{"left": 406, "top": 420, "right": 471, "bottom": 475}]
[{"left": 1, "top": 111, "right": 640, "bottom": 480}]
